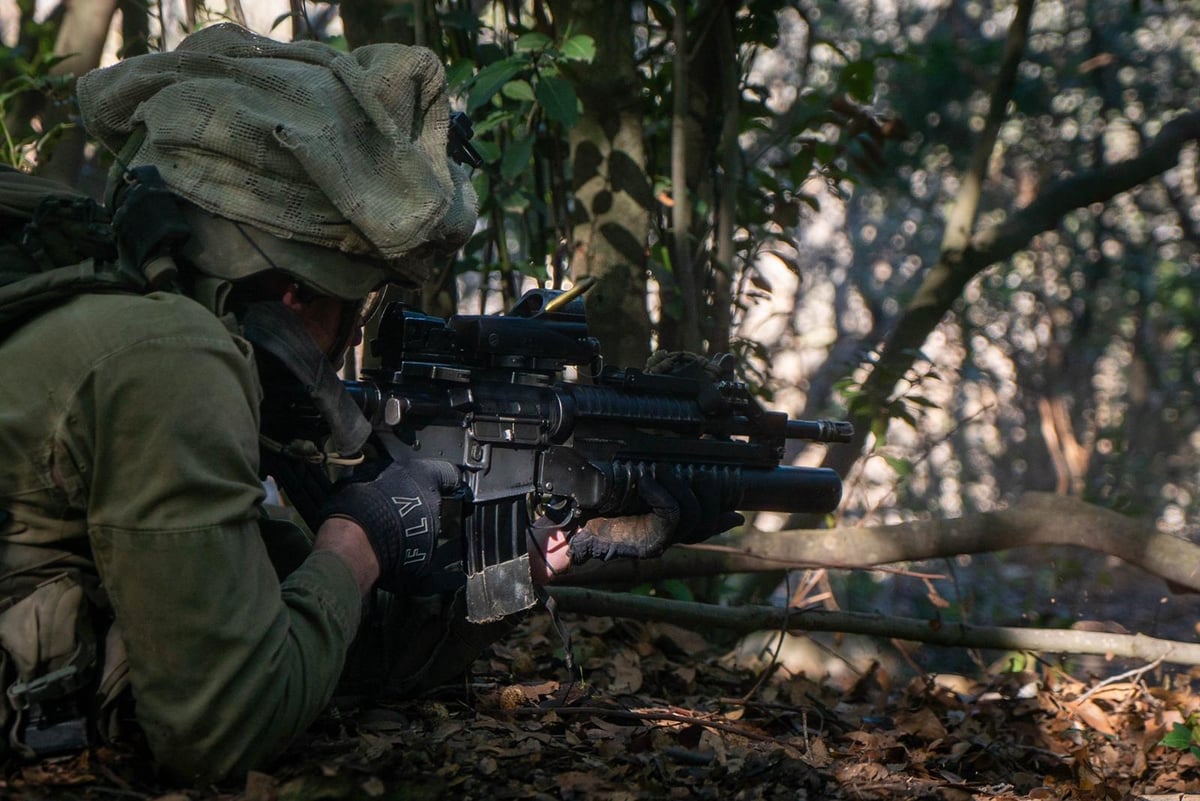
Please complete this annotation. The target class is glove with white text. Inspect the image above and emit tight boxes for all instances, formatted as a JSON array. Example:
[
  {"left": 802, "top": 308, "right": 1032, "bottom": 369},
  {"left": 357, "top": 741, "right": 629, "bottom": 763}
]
[{"left": 323, "top": 460, "right": 459, "bottom": 592}]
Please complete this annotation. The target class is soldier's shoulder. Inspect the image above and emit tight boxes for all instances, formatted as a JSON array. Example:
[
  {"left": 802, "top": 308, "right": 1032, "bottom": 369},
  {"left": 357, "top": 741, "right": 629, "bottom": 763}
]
[
  {"left": 48, "top": 291, "right": 233, "bottom": 348},
  {"left": 5, "top": 291, "right": 243, "bottom": 379}
]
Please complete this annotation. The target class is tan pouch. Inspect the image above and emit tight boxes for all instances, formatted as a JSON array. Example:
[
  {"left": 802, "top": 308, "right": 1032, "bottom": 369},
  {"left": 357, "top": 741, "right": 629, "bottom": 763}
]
[{"left": 0, "top": 572, "right": 96, "bottom": 756}]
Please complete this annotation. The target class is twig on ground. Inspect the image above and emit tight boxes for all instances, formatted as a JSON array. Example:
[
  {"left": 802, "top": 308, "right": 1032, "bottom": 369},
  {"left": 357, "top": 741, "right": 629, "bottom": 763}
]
[{"left": 1074, "top": 656, "right": 1166, "bottom": 704}]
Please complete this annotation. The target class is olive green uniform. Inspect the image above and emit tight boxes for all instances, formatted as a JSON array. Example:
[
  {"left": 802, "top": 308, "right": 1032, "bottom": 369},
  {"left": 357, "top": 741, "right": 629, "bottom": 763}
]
[{"left": 0, "top": 290, "right": 362, "bottom": 781}]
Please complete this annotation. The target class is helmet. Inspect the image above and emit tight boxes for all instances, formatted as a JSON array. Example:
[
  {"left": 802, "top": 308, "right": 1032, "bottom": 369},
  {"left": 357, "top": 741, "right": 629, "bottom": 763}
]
[
  {"left": 76, "top": 23, "right": 477, "bottom": 298},
  {"left": 175, "top": 204, "right": 390, "bottom": 301}
]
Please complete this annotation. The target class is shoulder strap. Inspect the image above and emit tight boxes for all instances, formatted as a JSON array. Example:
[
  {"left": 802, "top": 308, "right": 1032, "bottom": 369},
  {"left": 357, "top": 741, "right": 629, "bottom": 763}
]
[{"left": 0, "top": 166, "right": 188, "bottom": 335}]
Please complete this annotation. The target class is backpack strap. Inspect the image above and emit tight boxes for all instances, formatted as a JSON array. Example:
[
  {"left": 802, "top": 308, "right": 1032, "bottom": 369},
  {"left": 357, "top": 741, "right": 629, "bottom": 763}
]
[{"left": 0, "top": 166, "right": 191, "bottom": 336}]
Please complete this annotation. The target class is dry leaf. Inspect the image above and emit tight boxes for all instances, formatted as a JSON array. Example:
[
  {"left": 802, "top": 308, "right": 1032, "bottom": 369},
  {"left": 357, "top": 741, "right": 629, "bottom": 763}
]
[
  {"left": 1070, "top": 699, "right": 1118, "bottom": 736},
  {"left": 895, "top": 707, "right": 949, "bottom": 740}
]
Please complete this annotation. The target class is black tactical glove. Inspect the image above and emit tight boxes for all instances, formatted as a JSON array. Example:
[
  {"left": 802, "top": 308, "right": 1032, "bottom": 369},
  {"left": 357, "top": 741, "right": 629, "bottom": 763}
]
[
  {"left": 567, "top": 468, "right": 744, "bottom": 564},
  {"left": 323, "top": 460, "right": 460, "bottom": 591}
]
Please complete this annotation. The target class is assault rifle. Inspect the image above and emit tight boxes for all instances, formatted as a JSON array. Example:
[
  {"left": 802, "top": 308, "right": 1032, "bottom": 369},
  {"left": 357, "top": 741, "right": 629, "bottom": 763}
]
[{"left": 346, "top": 285, "right": 852, "bottom": 623}]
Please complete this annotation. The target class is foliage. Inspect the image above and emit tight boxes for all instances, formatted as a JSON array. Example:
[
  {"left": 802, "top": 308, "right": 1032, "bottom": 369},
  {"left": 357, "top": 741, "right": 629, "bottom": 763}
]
[
  {"left": 0, "top": 4, "right": 72, "bottom": 170},
  {"left": 12, "top": 0, "right": 1200, "bottom": 646},
  {"left": 447, "top": 17, "right": 598, "bottom": 303},
  {"left": 1161, "top": 716, "right": 1200, "bottom": 762}
]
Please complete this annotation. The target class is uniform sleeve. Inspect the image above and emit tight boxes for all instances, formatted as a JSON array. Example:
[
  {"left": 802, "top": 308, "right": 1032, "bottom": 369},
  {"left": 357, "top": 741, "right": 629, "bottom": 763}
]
[{"left": 75, "top": 322, "right": 362, "bottom": 783}]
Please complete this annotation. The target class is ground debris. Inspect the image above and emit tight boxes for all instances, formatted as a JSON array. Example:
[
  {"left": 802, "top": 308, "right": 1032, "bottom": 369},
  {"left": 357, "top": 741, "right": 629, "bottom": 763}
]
[{"left": 6, "top": 610, "right": 1200, "bottom": 800}]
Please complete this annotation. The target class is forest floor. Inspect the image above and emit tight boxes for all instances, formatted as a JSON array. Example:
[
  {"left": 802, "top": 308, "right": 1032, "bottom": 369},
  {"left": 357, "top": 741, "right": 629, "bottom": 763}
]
[{"left": 6, "top": 603, "right": 1200, "bottom": 801}]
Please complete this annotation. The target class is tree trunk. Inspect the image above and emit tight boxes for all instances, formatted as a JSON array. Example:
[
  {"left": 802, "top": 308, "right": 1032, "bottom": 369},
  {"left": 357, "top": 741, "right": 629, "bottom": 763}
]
[
  {"left": 38, "top": 0, "right": 118, "bottom": 185},
  {"left": 709, "top": 2, "right": 738, "bottom": 356},
  {"left": 831, "top": 108, "right": 1200, "bottom": 473},
  {"left": 667, "top": 0, "right": 702, "bottom": 353},
  {"left": 118, "top": 0, "right": 149, "bottom": 57},
  {"left": 827, "top": 0, "right": 1032, "bottom": 472},
  {"left": 549, "top": 0, "right": 653, "bottom": 369}
]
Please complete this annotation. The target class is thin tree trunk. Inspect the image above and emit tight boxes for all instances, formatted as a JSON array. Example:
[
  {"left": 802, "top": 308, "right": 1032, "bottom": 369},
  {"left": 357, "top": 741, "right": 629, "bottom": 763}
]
[
  {"left": 669, "top": 0, "right": 702, "bottom": 353},
  {"left": 710, "top": 3, "right": 738, "bottom": 355},
  {"left": 119, "top": 0, "right": 149, "bottom": 57},
  {"left": 38, "top": 0, "right": 119, "bottom": 185},
  {"left": 549, "top": 0, "right": 654, "bottom": 369}
]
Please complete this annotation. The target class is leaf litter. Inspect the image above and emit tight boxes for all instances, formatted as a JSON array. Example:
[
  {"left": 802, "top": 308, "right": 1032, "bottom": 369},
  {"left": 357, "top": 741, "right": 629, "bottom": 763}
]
[{"left": 5, "top": 610, "right": 1200, "bottom": 800}]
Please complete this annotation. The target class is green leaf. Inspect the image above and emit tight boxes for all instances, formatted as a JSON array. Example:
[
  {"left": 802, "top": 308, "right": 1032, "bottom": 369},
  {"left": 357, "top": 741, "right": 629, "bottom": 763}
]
[
  {"left": 445, "top": 60, "right": 475, "bottom": 93},
  {"left": 501, "top": 79, "right": 536, "bottom": 102},
  {"left": 467, "top": 57, "right": 526, "bottom": 112},
  {"left": 656, "top": 243, "right": 673, "bottom": 275},
  {"left": 839, "top": 59, "right": 877, "bottom": 103},
  {"left": 515, "top": 32, "right": 552, "bottom": 52},
  {"left": 473, "top": 109, "right": 516, "bottom": 136},
  {"left": 500, "top": 134, "right": 534, "bottom": 181},
  {"left": 535, "top": 75, "right": 579, "bottom": 127},
  {"left": 789, "top": 149, "right": 815, "bottom": 186},
  {"left": 500, "top": 191, "right": 531, "bottom": 213},
  {"left": 322, "top": 34, "right": 349, "bottom": 53},
  {"left": 882, "top": 455, "right": 913, "bottom": 478},
  {"left": 893, "top": 407, "right": 918, "bottom": 430},
  {"left": 660, "top": 579, "right": 695, "bottom": 602},
  {"left": 471, "top": 138, "right": 500, "bottom": 165},
  {"left": 1161, "top": 722, "right": 1194, "bottom": 750},
  {"left": 560, "top": 34, "right": 597, "bottom": 62},
  {"left": 515, "top": 259, "right": 549, "bottom": 281},
  {"left": 770, "top": 199, "right": 800, "bottom": 229},
  {"left": 869, "top": 416, "right": 888, "bottom": 448}
]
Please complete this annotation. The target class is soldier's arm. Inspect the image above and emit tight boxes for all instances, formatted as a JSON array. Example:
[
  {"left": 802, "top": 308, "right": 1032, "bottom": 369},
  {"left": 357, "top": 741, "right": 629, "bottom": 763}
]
[{"left": 76, "top": 302, "right": 364, "bottom": 783}]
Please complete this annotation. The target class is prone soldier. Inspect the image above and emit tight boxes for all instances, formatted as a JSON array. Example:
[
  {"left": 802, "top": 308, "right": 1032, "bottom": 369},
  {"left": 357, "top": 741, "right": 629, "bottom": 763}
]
[{"left": 0, "top": 24, "right": 741, "bottom": 782}]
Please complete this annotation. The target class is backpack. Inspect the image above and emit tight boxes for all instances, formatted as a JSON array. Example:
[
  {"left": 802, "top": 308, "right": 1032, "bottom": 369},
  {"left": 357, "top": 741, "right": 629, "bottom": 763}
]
[
  {"left": 0, "top": 165, "right": 190, "bottom": 757},
  {"left": 0, "top": 164, "right": 188, "bottom": 334}
]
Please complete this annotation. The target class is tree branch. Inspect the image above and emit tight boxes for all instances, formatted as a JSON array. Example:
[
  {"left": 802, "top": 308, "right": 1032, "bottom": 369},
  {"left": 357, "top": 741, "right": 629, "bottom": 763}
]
[
  {"left": 939, "top": 0, "right": 1033, "bottom": 254},
  {"left": 546, "top": 586, "right": 1200, "bottom": 667},
  {"left": 829, "top": 0, "right": 1033, "bottom": 468},
  {"left": 559, "top": 492, "right": 1200, "bottom": 592},
  {"left": 829, "top": 103, "right": 1200, "bottom": 476}
]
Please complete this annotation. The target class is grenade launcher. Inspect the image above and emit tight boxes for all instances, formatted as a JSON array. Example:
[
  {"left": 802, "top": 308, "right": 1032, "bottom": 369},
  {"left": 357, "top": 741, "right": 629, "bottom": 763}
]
[{"left": 345, "top": 285, "right": 852, "bottom": 623}]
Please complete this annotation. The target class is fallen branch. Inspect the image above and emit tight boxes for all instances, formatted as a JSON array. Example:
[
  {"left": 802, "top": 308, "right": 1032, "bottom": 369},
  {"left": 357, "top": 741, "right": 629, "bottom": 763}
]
[
  {"left": 560, "top": 492, "right": 1200, "bottom": 593},
  {"left": 546, "top": 586, "right": 1200, "bottom": 667}
]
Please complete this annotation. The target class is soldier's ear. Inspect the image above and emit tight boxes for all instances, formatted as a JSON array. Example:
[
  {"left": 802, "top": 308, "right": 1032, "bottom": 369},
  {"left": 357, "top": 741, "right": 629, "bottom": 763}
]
[{"left": 281, "top": 283, "right": 306, "bottom": 312}]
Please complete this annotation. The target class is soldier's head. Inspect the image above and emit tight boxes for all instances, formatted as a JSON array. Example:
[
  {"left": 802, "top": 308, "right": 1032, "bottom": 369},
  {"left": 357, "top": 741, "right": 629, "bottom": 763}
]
[{"left": 76, "top": 23, "right": 477, "bottom": 358}]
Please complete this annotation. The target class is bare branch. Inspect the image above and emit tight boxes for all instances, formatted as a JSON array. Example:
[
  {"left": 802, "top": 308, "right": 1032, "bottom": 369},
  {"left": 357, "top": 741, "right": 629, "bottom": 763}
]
[
  {"left": 560, "top": 492, "right": 1200, "bottom": 593},
  {"left": 546, "top": 586, "right": 1200, "bottom": 667},
  {"left": 830, "top": 109, "right": 1200, "bottom": 475},
  {"left": 940, "top": 0, "right": 1034, "bottom": 253}
]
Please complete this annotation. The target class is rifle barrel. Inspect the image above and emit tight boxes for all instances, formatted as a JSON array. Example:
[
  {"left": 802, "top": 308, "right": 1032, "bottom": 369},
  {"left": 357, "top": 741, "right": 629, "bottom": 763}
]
[{"left": 785, "top": 419, "right": 854, "bottom": 443}]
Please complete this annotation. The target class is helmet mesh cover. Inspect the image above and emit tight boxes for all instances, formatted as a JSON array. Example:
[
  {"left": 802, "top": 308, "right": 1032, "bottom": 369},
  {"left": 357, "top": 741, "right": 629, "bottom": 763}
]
[{"left": 77, "top": 23, "right": 477, "bottom": 286}]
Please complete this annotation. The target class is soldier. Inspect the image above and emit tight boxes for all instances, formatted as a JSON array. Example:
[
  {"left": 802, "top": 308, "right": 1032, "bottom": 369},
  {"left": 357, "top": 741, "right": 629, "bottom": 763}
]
[{"left": 0, "top": 24, "right": 737, "bottom": 783}]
